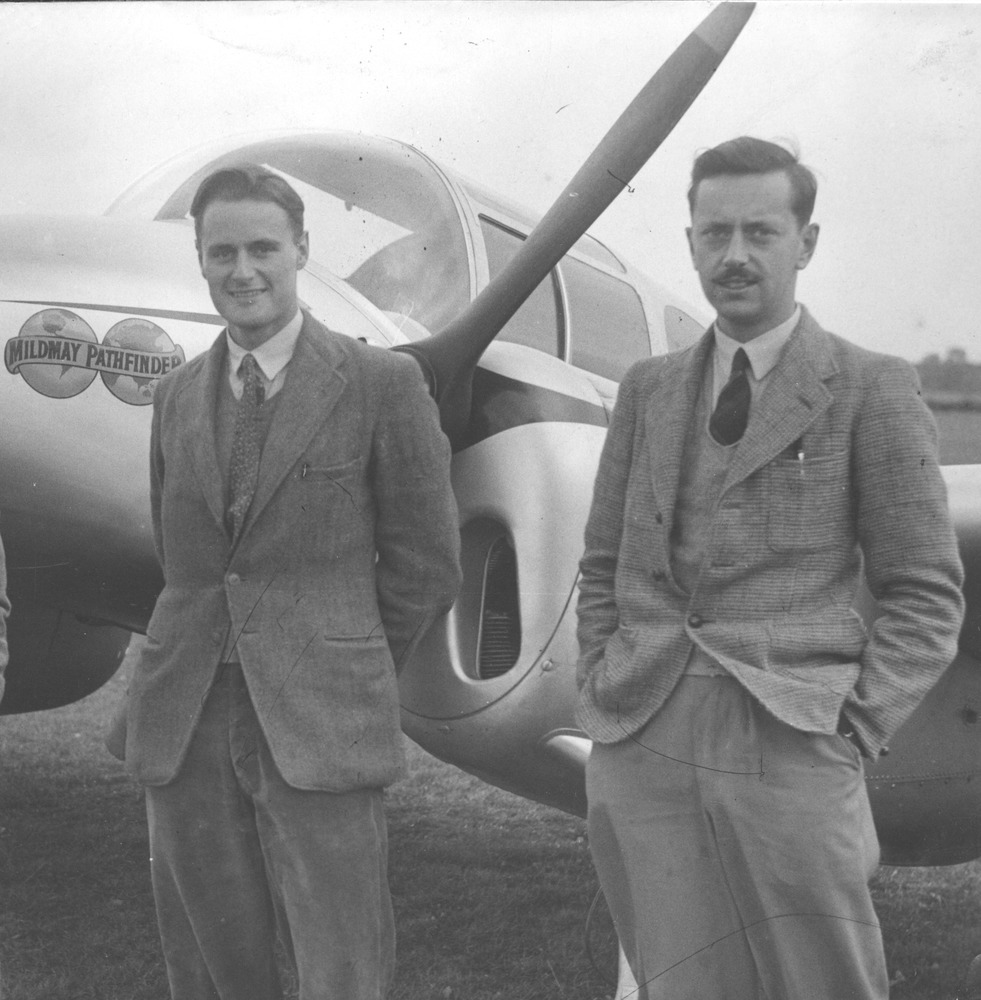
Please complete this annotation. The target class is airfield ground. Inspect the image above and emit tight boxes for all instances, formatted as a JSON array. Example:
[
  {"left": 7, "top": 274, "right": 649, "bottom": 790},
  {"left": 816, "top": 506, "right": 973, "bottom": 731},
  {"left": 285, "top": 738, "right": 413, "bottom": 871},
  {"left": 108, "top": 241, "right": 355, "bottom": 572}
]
[
  {"left": 2, "top": 666, "right": 980, "bottom": 1000},
  {"left": 2, "top": 408, "right": 981, "bottom": 1000}
]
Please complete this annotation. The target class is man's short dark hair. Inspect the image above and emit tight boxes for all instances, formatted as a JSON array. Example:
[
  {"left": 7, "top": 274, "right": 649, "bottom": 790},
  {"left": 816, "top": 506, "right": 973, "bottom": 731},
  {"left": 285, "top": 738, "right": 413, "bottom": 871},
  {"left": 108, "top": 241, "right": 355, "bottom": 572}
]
[
  {"left": 687, "top": 137, "right": 817, "bottom": 228},
  {"left": 190, "top": 164, "right": 305, "bottom": 244}
]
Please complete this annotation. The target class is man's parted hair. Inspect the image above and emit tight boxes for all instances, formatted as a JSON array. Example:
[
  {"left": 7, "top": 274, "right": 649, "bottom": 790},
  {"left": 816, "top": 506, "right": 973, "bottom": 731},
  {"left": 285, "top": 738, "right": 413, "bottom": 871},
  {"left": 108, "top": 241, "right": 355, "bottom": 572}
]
[
  {"left": 190, "top": 164, "right": 306, "bottom": 244},
  {"left": 687, "top": 137, "right": 817, "bottom": 228}
]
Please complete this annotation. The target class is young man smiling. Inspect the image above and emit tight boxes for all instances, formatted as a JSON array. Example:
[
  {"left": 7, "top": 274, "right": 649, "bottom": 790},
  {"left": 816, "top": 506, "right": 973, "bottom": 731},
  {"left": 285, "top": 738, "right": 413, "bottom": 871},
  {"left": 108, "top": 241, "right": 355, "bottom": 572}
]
[
  {"left": 197, "top": 193, "right": 309, "bottom": 349},
  {"left": 576, "top": 137, "right": 964, "bottom": 999},
  {"left": 110, "top": 165, "right": 461, "bottom": 1000}
]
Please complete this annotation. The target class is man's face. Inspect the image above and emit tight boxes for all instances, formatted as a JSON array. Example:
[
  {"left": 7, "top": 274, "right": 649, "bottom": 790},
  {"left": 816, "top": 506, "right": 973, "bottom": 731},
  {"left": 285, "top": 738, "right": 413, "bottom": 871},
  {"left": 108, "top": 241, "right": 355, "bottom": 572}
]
[
  {"left": 687, "top": 171, "right": 818, "bottom": 343},
  {"left": 197, "top": 197, "right": 309, "bottom": 350}
]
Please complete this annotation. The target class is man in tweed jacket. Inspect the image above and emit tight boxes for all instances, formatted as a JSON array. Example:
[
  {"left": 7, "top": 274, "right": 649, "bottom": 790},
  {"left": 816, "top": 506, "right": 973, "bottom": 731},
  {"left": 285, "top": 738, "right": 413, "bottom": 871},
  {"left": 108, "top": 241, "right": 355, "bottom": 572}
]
[
  {"left": 576, "top": 138, "right": 963, "bottom": 999},
  {"left": 110, "top": 166, "right": 461, "bottom": 1000}
]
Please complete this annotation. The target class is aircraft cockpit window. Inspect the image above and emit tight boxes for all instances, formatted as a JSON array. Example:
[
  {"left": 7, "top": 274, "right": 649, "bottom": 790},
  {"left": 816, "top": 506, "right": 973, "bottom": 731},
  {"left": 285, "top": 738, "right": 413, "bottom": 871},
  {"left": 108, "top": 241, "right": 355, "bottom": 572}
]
[
  {"left": 110, "top": 135, "right": 472, "bottom": 337},
  {"left": 284, "top": 175, "right": 413, "bottom": 276},
  {"left": 479, "top": 218, "right": 563, "bottom": 358},
  {"left": 663, "top": 305, "right": 706, "bottom": 352},
  {"left": 563, "top": 256, "right": 650, "bottom": 382},
  {"left": 571, "top": 234, "right": 625, "bottom": 274}
]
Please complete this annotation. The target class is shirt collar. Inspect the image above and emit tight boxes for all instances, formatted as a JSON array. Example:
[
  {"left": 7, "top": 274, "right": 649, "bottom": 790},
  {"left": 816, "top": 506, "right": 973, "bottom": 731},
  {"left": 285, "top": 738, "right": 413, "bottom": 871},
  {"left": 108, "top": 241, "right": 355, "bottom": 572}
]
[
  {"left": 226, "top": 309, "right": 303, "bottom": 382},
  {"left": 713, "top": 305, "right": 801, "bottom": 382}
]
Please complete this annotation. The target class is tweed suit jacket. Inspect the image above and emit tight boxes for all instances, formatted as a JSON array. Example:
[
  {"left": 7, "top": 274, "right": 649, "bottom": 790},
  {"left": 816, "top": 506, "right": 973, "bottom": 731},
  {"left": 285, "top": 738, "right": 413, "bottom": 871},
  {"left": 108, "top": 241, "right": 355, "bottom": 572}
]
[
  {"left": 576, "top": 308, "right": 964, "bottom": 758},
  {"left": 114, "top": 312, "right": 461, "bottom": 791}
]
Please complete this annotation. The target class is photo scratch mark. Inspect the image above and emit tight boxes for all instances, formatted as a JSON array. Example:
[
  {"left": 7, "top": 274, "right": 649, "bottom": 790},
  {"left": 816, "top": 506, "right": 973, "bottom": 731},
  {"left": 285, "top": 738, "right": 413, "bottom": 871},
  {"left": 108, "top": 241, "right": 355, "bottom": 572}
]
[
  {"left": 625, "top": 729, "right": 764, "bottom": 777},
  {"left": 627, "top": 911, "right": 883, "bottom": 998}
]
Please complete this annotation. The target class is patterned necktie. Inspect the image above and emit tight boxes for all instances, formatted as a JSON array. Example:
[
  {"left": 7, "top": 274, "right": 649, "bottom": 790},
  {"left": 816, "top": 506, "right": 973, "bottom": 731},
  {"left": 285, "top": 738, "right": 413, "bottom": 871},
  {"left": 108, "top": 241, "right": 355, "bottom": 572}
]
[
  {"left": 709, "top": 347, "right": 752, "bottom": 446},
  {"left": 226, "top": 353, "right": 265, "bottom": 539}
]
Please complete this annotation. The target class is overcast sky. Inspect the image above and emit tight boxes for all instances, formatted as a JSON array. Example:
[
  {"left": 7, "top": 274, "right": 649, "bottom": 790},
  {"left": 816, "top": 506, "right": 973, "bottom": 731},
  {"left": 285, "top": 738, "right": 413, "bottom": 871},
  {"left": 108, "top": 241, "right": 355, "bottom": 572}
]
[{"left": 1, "top": 1, "right": 979, "bottom": 362}]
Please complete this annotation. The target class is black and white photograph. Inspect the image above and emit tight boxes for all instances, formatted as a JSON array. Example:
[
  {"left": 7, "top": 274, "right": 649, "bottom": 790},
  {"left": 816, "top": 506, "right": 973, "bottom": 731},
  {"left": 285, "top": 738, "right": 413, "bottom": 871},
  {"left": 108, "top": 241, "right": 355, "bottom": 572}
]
[{"left": 1, "top": 3, "right": 979, "bottom": 999}]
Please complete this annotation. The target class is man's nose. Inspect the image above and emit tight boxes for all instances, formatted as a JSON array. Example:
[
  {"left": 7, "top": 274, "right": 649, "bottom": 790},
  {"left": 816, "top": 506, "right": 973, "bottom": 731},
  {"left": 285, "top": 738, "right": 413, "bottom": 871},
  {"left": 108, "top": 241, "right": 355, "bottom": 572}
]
[
  {"left": 722, "top": 230, "right": 749, "bottom": 265},
  {"left": 230, "top": 251, "right": 255, "bottom": 280}
]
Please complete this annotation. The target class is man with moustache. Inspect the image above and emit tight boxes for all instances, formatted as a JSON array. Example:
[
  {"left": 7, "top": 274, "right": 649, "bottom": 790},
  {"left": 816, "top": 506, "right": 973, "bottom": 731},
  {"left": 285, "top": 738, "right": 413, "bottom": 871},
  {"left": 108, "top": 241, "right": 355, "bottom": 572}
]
[
  {"left": 110, "top": 165, "right": 461, "bottom": 1000},
  {"left": 576, "top": 137, "right": 964, "bottom": 999}
]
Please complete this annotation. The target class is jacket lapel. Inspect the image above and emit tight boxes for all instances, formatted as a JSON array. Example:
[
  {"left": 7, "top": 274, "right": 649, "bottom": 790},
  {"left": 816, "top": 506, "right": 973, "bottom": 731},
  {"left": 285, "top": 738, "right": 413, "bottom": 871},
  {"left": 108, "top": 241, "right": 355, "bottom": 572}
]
[
  {"left": 722, "top": 310, "right": 837, "bottom": 494},
  {"left": 646, "top": 331, "right": 714, "bottom": 535},
  {"left": 176, "top": 332, "right": 228, "bottom": 534},
  {"left": 236, "top": 314, "right": 348, "bottom": 542}
]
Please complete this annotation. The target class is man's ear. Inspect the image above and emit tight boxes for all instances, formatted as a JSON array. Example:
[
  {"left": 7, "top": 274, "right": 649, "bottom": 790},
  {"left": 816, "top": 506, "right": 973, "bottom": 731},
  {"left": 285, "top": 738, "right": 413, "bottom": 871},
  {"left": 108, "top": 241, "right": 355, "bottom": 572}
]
[
  {"left": 296, "top": 231, "right": 310, "bottom": 271},
  {"left": 797, "top": 222, "right": 819, "bottom": 270},
  {"left": 685, "top": 226, "right": 695, "bottom": 266}
]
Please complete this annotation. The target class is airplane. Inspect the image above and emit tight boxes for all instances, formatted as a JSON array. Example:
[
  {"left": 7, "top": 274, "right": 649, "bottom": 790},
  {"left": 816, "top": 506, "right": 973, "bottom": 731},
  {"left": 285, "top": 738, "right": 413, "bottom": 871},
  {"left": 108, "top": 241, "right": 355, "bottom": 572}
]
[{"left": 2, "top": 3, "right": 980, "bottom": 980}]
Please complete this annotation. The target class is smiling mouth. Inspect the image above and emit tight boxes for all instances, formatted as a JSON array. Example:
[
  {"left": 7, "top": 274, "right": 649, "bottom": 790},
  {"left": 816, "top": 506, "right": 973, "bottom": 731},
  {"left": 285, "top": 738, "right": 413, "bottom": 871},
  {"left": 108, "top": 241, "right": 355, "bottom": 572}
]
[{"left": 715, "top": 276, "right": 757, "bottom": 290}]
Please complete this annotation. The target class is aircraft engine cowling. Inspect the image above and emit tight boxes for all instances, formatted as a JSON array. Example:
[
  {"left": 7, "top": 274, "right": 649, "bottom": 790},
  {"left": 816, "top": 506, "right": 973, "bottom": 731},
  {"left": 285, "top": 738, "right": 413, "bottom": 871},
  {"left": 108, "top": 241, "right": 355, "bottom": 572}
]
[
  {"left": 398, "top": 341, "right": 609, "bottom": 815},
  {"left": 864, "top": 464, "right": 981, "bottom": 865}
]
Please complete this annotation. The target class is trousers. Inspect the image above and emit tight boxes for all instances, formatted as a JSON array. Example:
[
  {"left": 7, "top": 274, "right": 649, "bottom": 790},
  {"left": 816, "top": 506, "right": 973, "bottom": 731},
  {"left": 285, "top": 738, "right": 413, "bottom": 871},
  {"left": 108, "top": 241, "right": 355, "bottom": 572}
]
[
  {"left": 145, "top": 664, "right": 395, "bottom": 1000},
  {"left": 586, "top": 675, "right": 889, "bottom": 1000}
]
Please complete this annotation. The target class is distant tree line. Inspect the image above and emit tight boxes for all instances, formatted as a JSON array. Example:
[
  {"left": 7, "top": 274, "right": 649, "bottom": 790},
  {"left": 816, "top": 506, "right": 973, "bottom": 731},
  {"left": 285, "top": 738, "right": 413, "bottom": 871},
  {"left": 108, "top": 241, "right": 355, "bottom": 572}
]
[{"left": 916, "top": 348, "right": 981, "bottom": 410}]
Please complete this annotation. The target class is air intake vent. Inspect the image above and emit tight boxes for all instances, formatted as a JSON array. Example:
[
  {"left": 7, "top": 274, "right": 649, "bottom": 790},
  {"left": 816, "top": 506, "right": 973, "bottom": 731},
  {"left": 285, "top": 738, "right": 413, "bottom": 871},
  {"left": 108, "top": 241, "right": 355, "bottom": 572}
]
[{"left": 477, "top": 537, "right": 521, "bottom": 679}]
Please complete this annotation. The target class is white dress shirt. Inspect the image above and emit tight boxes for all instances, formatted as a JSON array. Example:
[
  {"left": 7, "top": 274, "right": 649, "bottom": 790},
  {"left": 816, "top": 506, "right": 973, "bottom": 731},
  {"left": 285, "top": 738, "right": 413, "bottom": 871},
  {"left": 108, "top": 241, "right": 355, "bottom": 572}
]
[
  {"left": 711, "top": 305, "right": 802, "bottom": 406},
  {"left": 225, "top": 310, "right": 303, "bottom": 401}
]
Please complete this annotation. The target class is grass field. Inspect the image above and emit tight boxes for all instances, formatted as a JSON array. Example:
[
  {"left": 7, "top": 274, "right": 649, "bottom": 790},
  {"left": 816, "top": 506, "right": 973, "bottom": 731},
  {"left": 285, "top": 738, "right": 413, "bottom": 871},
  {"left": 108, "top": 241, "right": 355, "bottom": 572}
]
[
  {"left": 934, "top": 407, "right": 981, "bottom": 465},
  {"left": 2, "top": 665, "right": 980, "bottom": 1000}
]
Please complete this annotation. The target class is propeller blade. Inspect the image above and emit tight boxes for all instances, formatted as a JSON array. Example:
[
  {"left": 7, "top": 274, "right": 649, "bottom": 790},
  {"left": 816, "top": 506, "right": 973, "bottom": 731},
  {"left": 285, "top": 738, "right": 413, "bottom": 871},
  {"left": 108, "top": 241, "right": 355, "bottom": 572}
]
[{"left": 397, "top": 2, "right": 755, "bottom": 444}]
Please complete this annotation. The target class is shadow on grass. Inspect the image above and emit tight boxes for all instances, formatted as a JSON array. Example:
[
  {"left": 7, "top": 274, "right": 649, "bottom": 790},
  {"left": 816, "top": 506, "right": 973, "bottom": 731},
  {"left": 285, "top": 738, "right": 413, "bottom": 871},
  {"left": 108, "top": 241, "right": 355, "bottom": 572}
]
[{"left": 1, "top": 666, "right": 978, "bottom": 999}]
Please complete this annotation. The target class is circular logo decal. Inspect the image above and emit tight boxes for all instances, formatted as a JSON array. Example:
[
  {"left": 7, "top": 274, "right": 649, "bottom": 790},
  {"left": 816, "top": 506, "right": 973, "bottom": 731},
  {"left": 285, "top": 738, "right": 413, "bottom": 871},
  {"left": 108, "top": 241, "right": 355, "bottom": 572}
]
[
  {"left": 4, "top": 309, "right": 98, "bottom": 398},
  {"left": 5, "top": 309, "right": 186, "bottom": 405},
  {"left": 101, "top": 318, "right": 185, "bottom": 405}
]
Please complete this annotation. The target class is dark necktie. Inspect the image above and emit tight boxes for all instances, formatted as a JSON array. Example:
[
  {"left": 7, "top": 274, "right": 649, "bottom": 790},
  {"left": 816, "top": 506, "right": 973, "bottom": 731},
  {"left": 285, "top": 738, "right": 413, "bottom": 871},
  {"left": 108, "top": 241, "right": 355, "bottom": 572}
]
[
  {"left": 709, "top": 347, "right": 752, "bottom": 446},
  {"left": 226, "top": 353, "right": 265, "bottom": 539}
]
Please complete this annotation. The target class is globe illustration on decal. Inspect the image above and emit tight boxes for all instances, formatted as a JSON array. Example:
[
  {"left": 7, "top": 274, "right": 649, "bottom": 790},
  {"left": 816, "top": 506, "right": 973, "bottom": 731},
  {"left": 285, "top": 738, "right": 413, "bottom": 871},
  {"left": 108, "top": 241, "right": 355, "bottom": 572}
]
[
  {"left": 12, "top": 309, "right": 98, "bottom": 398},
  {"left": 101, "top": 318, "right": 186, "bottom": 405}
]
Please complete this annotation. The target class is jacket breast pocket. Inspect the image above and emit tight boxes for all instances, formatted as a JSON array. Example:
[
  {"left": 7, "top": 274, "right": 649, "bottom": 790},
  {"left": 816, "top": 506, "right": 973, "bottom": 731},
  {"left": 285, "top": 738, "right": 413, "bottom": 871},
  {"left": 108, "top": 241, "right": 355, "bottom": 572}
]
[
  {"left": 765, "top": 450, "right": 852, "bottom": 552},
  {"left": 292, "top": 457, "right": 368, "bottom": 528},
  {"left": 298, "top": 457, "right": 361, "bottom": 486}
]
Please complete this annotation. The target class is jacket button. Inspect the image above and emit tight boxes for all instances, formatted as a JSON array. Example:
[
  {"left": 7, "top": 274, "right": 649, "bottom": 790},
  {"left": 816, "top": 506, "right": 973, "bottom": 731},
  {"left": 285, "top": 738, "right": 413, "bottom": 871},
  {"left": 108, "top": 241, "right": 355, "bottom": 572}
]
[
  {"left": 687, "top": 613, "right": 704, "bottom": 628},
  {"left": 227, "top": 573, "right": 241, "bottom": 586},
  {"left": 654, "top": 512, "right": 664, "bottom": 525},
  {"left": 652, "top": 570, "right": 666, "bottom": 582}
]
